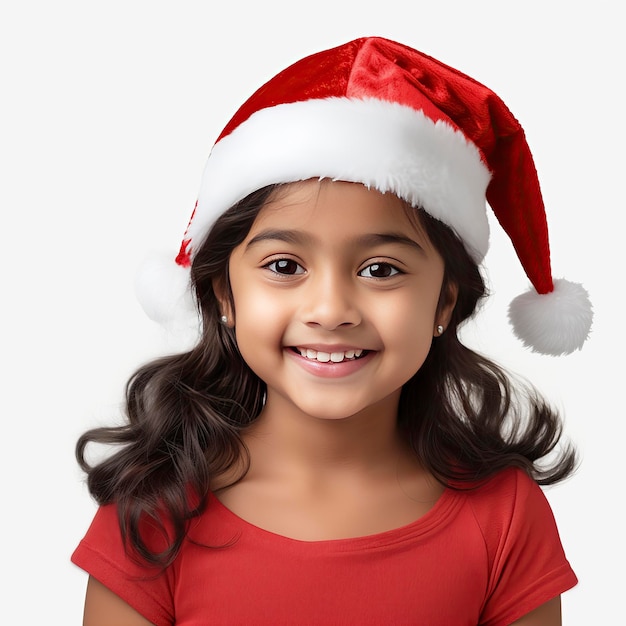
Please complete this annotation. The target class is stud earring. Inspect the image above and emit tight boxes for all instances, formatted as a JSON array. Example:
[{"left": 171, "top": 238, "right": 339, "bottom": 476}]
[
  {"left": 220, "top": 315, "right": 228, "bottom": 324},
  {"left": 436, "top": 325, "right": 444, "bottom": 335}
]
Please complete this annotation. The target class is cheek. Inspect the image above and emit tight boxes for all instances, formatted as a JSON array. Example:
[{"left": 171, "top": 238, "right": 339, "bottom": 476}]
[
  {"left": 379, "top": 287, "right": 441, "bottom": 331},
  {"left": 236, "top": 287, "right": 285, "bottom": 320},
  {"left": 231, "top": 281, "right": 290, "bottom": 345}
]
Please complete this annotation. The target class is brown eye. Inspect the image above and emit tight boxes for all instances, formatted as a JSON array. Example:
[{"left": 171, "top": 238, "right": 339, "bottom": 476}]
[
  {"left": 359, "top": 263, "right": 400, "bottom": 278},
  {"left": 267, "top": 259, "right": 305, "bottom": 275}
]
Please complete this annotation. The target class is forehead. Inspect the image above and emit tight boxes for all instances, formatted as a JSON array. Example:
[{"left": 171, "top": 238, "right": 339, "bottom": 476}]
[{"left": 249, "top": 179, "right": 426, "bottom": 238}]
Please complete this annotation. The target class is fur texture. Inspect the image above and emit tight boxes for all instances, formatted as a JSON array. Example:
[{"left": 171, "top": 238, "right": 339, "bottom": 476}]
[
  {"left": 189, "top": 97, "right": 492, "bottom": 263},
  {"left": 134, "top": 251, "right": 200, "bottom": 343},
  {"left": 508, "top": 279, "right": 593, "bottom": 355}
]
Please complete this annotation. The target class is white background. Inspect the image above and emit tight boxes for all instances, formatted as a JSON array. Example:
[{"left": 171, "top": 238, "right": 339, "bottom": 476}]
[{"left": 1, "top": 0, "right": 622, "bottom": 623}]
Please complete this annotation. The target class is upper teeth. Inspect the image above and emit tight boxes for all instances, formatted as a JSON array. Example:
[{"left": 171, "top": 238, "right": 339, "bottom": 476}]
[{"left": 297, "top": 348, "right": 364, "bottom": 362}]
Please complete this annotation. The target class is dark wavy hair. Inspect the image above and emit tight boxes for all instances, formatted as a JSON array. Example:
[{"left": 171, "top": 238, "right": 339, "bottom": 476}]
[{"left": 76, "top": 183, "right": 577, "bottom": 568}]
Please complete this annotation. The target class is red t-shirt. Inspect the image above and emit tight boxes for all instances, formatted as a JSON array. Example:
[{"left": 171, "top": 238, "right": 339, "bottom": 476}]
[{"left": 72, "top": 468, "right": 577, "bottom": 625}]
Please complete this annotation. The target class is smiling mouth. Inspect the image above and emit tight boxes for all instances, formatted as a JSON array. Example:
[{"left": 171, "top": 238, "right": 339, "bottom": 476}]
[{"left": 291, "top": 347, "right": 370, "bottom": 363}]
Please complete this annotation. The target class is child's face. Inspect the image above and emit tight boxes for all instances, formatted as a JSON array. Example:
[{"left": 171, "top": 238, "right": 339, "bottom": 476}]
[{"left": 224, "top": 179, "right": 455, "bottom": 422}]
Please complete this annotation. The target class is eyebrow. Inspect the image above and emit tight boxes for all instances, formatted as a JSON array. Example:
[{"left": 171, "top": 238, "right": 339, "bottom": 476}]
[
  {"left": 245, "top": 229, "right": 314, "bottom": 249},
  {"left": 355, "top": 233, "right": 425, "bottom": 253},
  {"left": 245, "top": 229, "right": 425, "bottom": 253}
]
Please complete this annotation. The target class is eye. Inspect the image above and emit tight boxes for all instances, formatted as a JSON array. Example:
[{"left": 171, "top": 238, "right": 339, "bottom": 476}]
[
  {"left": 359, "top": 262, "right": 402, "bottom": 279},
  {"left": 265, "top": 258, "right": 305, "bottom": 275}
]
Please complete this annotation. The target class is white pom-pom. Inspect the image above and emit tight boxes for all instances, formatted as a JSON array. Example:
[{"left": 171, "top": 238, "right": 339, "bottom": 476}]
[
  {"left": 508, "top": 278, "right": 593, "bottom": 356},
  {"left": 134, "top": 252, "right": 201, "bottom": 341}
]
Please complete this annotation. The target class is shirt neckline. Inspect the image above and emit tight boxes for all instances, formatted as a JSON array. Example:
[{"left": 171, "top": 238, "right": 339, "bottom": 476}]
[{"left": 207, "top": 486, "right": 464, "bottom": 551}]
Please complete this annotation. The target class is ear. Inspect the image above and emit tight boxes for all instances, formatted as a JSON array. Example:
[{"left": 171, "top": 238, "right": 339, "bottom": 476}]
[
  {"left": 434, "top": 281, "right": 458, "bottom": 336},
  {"left": 212, "top": 277, "right": 235, "bottom": 326}
]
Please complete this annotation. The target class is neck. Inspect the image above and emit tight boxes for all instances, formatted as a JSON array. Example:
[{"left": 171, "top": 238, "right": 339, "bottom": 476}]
[{"left": 242, "top": 391, "right": 409, "bottom": 479}]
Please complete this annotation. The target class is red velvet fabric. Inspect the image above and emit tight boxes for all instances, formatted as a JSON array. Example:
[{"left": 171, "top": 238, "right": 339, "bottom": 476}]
[{"left": 216, "top": 37, "right": 552, "bottom": 294}]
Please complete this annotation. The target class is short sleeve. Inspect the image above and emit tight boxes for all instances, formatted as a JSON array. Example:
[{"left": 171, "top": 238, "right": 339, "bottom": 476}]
[
  {"left": 71, "top": 504, "right": 175, "bottom": 626},
  {"left": 473, "top": 469, "right": 577, "bottom": 626}
]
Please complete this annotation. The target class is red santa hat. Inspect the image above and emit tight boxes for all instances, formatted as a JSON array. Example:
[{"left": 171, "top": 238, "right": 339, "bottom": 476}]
[{"left": 136, "top": 36, "right": 592, "bottom": 356}]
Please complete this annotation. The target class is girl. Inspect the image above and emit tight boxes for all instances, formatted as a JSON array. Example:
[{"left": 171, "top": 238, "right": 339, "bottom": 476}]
[{"left": 72, "top": 37, "right": 593, "bottom": 625}]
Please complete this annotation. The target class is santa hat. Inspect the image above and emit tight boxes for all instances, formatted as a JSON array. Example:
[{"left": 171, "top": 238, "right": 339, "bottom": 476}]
[{"left": 136, "top": 36, "right": 592, "bottom": 355}]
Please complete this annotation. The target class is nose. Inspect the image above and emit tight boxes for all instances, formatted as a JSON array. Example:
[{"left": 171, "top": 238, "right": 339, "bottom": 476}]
[{"left": 300, "top": 269, "right": 362, "bottom": 330}]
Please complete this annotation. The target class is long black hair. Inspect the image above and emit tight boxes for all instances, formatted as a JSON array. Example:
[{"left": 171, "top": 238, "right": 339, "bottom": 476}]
[{"left": 76, "top": 183, "right": 576, "bottom": 567}]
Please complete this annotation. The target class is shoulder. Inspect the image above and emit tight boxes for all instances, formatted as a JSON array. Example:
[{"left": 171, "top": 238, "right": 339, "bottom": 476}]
[
  {"left": 73, "top": 501, "right": 175, "bottom": 556},
  {"left": 461, "top": 467, "right": 571, "bottom": 581},
  {"left": 461, "top": 469, "right": 577, "bottom": 625},
  {"left": 469, "top": 465, "right": 536, "bottom": 496},
  {"left": 464, "top": 467, "right": 550, "bottom": 527},
  {"left": 72, "top": 503, "right": 177, "bottom": 626}
]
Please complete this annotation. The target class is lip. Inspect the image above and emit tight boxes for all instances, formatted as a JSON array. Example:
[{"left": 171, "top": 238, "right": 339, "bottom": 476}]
[
  {"left": 291, "top": 344, "right": 367, "bottom": 352},
  {"left": 285, "top": 346, "right": 376, "bottom": 378}
]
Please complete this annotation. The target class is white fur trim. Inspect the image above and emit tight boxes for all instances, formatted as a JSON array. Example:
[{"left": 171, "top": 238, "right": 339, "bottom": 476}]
[
  {"left": 135, "top": 252, "right": 201, "bottom": 340},
  {"left": 189, "top": 97, "right": 491, "bottom": 261},
  {"left": 508, "top": 278, "right": 593, "bottom": 356}
]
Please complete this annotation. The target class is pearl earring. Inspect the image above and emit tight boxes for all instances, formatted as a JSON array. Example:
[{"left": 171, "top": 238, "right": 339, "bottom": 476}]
[
  {"left": 436, "top": 325, "right": 444, "bottom": 335},
  {"left": 220, "top": 315, "right": 228, "bottom": 324}
]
